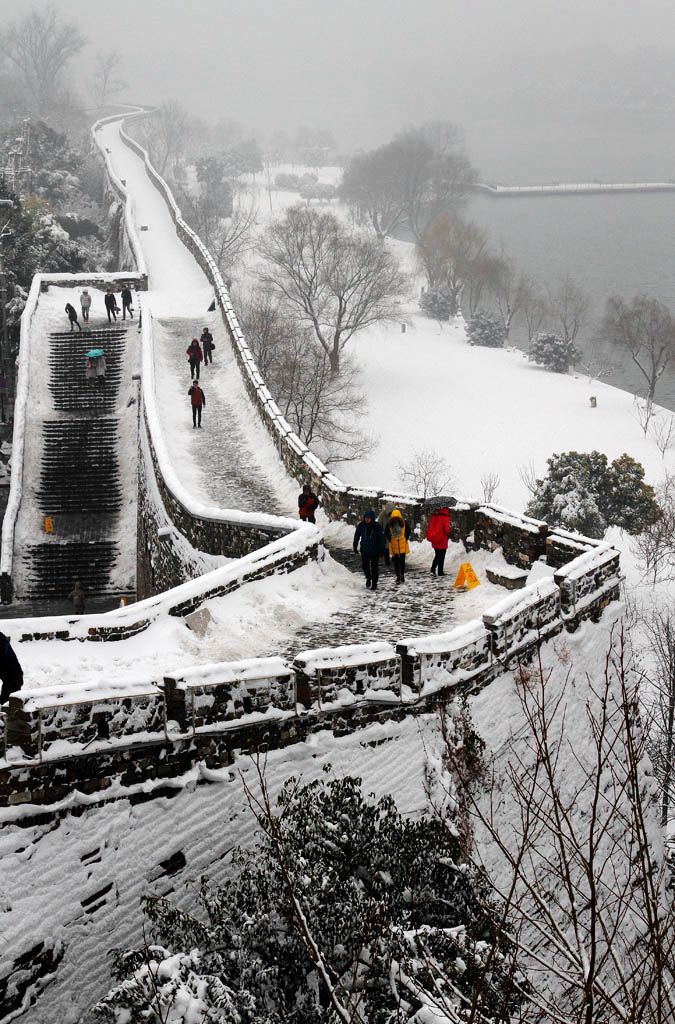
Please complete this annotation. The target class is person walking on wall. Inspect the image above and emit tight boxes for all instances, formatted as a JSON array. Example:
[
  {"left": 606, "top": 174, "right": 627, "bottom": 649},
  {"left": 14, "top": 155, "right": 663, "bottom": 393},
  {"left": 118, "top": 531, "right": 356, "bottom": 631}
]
[
  {"left": 386, "top": 508, "right": 411, "bottom": 584},
  {"left": 104, "top": 288, "right": 118, "bottom": 323},
  {"left": 377, "top": 502, "right": 394, "bottom": 568},
  {"left": 298, "top": 484, "right": 320, "bottom": 523},
  {"left": 67, "top": 580, "right": 86, "bottom": 614},
  {"left": 201, "top": 327, "right": 215, "bottom": 365},
  {"left": 80, "top": 289, "right": 91, "bottom": 322},
  {"left": 426, "top": 506, "right": 451, "bottom": 575},
  {"left": 189, "top": 381, "right": 206, "bottom": 427},
  {"left": 186, "top": 338, "right": 203, "bottom": 380},
  {"left": 0, "top": 631, "right": 23, "bottom": 704},
  {"left": 353, "top": 509, "right": 385, "bottom": 590},
  {"left": 65, "top": 302, "right": 81, "bottom": 332},
  {"left": 120, "top": 285, "right": 134, "bottom": 320}
]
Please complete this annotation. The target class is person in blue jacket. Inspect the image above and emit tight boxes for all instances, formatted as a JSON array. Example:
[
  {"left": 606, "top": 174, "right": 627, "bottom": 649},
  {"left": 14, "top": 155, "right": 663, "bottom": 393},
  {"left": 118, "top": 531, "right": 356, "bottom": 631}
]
[{"left": 353, "top": 509, "right": 385, "bottom": 591}]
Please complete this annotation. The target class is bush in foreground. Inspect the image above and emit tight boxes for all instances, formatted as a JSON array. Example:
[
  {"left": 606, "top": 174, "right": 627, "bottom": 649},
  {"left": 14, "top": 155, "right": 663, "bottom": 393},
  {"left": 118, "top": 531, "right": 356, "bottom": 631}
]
[
  {"left": 529, "top": 331, "right": 579, "bottom": 373},
  {"left": 466, "top": 312, "right": 506, "bottom": 348}
]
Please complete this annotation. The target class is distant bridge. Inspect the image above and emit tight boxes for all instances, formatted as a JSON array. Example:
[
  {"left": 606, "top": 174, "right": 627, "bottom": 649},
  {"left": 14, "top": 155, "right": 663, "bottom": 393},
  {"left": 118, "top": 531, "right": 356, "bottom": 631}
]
[{"left": 474, "top": 180, "right": 675, "bottom": 197}]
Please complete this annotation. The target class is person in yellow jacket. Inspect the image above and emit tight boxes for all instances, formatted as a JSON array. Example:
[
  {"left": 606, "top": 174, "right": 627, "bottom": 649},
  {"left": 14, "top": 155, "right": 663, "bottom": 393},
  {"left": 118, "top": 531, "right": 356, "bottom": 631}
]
[{"left": 386, "top": 508, "right": 411, "bottom": 584}]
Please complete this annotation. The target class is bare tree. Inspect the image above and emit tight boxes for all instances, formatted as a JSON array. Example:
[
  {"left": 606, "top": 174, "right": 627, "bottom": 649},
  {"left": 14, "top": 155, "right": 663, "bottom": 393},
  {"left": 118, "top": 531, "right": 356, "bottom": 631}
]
[
  {"left": 520, "top": 279, "right": 549, "bottom": 345},
  {"left": 144, "top": 99, "right": 192, "bottom": 176},
  {"left": 417, "top": 213, "right": 489, "bottom": 316},
  {"left": 641, "top": 604, "right": 675, "bottom": 826},
  {"left": 340, "top": 143, "right": 407, "bottom": 240},
  {"left": 631, "top": 470, "right": 675, "bottom": 584},
  {"left": 393, "top": 123, "right": 477, "bottom": 242},
  {"left": 633, "top": 394, "right": 656, "bottom": 438},
  {"left": 2, "top": 5, "right": 86, "bottom": 113},
  {"left": 518, "top": 460, "right": 539, "bottom": 498},
  {"left": 239, "top": 292, "right": 373, "bottom": 464},
  {"left": 492, "top": 254, "right": 530, "bottom": 340},
  {"left": 184, "top": 187, "right": 258, "bottom": 275},
  {"left": 435, "top": 628, "right": 675, "bottom": 1024},
  {"left": 259, "top": 206, "right": 407, "bottom": 374},
  {"left": 480, "top": 472, "right": 501, "bottom": 504},
  {"left": 91, "top": 50, "right": 126, "bottom": 108},
  {"left": 398, "top": 447, "right": 453, "bottom": 498},
  {"left": 603, "top": 293, "right": 675, "bottom": 409},
  {"left": 651, "top": 413, "right": 675, "bottom": 459},
  {"left": 548, "top": 274, "right": 589, "bottom": 347}
]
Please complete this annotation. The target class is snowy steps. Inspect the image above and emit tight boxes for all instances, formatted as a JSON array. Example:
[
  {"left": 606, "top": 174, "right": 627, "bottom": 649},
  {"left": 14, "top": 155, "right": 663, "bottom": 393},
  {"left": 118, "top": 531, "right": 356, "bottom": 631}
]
[{"left": 16, "top": 325, "right": 131, "bottom": 605}]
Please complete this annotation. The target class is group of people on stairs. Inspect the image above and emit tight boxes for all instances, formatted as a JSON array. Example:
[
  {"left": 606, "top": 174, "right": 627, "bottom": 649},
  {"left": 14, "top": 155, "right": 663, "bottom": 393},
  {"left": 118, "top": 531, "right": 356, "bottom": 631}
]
[
  {"left": 186, "top": 327, "right": 215, "bottom": 427},
  {"left": 65, "top": 286, "right": 135, "bottom": 332}
]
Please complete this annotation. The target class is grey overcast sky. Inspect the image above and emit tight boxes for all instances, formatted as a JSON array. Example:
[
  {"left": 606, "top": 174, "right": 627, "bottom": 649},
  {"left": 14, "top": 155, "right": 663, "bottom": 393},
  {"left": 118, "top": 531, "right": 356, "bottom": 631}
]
[{"left": 47, "top": 0, "right": 675, "bottom": 170}]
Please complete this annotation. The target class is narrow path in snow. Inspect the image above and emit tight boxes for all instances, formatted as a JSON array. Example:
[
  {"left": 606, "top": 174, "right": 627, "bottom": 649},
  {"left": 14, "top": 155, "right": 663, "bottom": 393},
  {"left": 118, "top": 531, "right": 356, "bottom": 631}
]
[{"left": 100, "top": 116, "right": 456, "bottom": 643}]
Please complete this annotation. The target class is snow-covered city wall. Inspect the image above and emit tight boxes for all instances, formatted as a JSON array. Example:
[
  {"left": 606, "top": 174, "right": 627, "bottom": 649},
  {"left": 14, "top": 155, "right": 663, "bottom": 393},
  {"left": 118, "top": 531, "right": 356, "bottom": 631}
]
[{"left": 0, "top": 548, "right": 622, "bottom": 815}]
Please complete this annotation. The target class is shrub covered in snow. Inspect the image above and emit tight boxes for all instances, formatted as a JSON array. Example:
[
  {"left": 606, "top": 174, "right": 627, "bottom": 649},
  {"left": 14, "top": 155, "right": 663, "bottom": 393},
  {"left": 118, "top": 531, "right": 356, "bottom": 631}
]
[
  {"left": 529, "top": 331, "right": 579, "bottom": 373},
  {"left": 419, "top": 287, "right": 453, "bottom": 321},
  {"left": 93, "top": 774, "right": 523, "bottom": 1023},
  {"left": 274, "top": 171, "right": 301, "bottom": 190},
  {"left": 526, "top": 450, "right": 660, "bottom": 538},
  {"left": 466, "top": 312, "right": 506, "bottom": 348},
  {"left": 299, "top": 181, "right": 336, "bottom": 203}
]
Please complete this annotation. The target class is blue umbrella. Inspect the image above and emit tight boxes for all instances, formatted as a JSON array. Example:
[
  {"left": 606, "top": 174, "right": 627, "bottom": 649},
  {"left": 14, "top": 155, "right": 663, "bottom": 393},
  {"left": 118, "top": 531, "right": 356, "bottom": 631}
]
[{"left": 86, "top": 348, "right": 104, "bottom": 358}]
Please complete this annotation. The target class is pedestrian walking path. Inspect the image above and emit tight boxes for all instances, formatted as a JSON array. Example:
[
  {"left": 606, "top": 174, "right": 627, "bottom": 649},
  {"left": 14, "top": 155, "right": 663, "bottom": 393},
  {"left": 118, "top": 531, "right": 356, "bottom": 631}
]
[{"left": 99, "top": 119, "right": 457, "bottom": 644}]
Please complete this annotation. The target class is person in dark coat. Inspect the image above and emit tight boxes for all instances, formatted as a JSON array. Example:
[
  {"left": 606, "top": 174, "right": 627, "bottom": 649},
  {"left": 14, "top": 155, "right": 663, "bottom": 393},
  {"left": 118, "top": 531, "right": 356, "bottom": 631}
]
[
  {"left": 188, "top": 381, "right": 206, "bottom": 427},
  {"left": 104, "top": 289, "right": 118, "bottom": 323},
  {"left": 353, "top": 509, "right": 385, "bottom": 590},
  {"left": 426, "top": 506, "right": 451, "bottom": 575},
  {"left": 65, "top": 302, "right": 81, "bottom": 332},
  {"left": 298, "top": 484, "right": 320, "bottom": 523},
  {"left": 0, "top": 632, "right": 23, "bottom": 704},
  {"left": 186, "top": 338, "right": 203, "bottom": 380},
  {"left": 67, "top": 580, "right": 86, "bottom": 614},
  {"left": 386, "top": 509, "right": 411, "bottom": 584},
  {"left": 120, "top": 286, "right": 134, "bottom": 320},
  {"left": 201, "top": 327, "right": 214, "bottom": 365}
]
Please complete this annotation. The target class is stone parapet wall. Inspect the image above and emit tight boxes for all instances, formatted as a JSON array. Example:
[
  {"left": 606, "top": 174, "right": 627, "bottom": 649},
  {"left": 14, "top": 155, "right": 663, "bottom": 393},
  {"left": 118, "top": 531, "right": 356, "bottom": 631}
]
[{"left": 0, "top": 545, "right": 622, "bottom": 815}]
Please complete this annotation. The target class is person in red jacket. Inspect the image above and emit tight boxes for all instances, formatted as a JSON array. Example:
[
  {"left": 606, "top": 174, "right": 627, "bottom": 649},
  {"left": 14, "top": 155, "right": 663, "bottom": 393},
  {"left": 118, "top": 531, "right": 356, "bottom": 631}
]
[
  {"left": 186, "top": 338, "right": 203, "bottom": 380},
  {"left": 426, "top": 506, "right": 451, "bottom": 575},
  {"left": 188, "top": 382, "right": 206, "bottom": 427}
]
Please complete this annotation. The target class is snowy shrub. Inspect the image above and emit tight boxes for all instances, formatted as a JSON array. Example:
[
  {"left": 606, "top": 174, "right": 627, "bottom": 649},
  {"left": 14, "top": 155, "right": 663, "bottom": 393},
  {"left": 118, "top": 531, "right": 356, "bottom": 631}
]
[
  {"left": 93, "top": 774, "right": 523, "bottom": 1023},
  {"left": 529, "top": 331, "right": 579, "bottom": 373},
  {"left": 419, "top": 287, "right": 453, "bottom": 321},
  {"left": 526, "top": 450, "right": 660, "bottom": 538},
  {"left": 274, "top": 171, "right": 301, "bottom": 190},
  {"left": 299, "top": 181, "right": 336, "bottom": 202},
  {"left": 466, "top": 312, "right": 506, "bottom": 348}
]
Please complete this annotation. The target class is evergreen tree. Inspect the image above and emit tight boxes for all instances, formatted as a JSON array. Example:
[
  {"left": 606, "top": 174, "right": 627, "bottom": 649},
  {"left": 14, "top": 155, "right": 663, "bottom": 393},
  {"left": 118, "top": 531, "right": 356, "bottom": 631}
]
[
  {"left": 466, "top": 312, "right": 506, "bottom": 348},
  {"left": 529, "top": 331, "right": 578, "bottom": 373},
  {"left": 526, "top": 450, "right": 660, "bottom": 538},
  {"left": 91, "top": 773, "right": 523, "bottom": 1023}
]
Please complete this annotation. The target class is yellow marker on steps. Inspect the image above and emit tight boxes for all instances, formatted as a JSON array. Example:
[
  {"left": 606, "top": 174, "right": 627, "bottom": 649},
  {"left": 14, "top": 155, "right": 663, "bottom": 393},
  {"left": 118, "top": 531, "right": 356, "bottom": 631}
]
[
  {"left": 44, "top": 515, "right": 54, "bottom": 534},
  {"left": 453, "top": 562, "right": 480, "bottom": 590}
]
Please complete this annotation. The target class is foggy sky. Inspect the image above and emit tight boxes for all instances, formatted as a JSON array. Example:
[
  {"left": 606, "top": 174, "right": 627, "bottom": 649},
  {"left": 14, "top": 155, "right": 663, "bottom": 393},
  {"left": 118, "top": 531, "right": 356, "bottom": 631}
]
[{"left": 44, "top": 0, "right": 675, "bottom": 168}]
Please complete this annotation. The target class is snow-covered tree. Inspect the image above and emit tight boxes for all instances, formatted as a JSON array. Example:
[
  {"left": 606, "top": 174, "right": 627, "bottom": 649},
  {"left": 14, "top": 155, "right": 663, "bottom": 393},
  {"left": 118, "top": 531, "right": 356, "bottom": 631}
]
[
  {"left": 419, "top": 287, "right": 453, "bottom": 321},
  {"left": 92, "top": 772, "right": 524, "bottom": 1023},
  {"left": 529, "top": 331, "right": 578, "bottom": 373},
  {"left": 466, "top": 312, "right": 506, "bottom": 349},
  {"left": 526, "top": 450, "right": 659, "bottom": 538}
]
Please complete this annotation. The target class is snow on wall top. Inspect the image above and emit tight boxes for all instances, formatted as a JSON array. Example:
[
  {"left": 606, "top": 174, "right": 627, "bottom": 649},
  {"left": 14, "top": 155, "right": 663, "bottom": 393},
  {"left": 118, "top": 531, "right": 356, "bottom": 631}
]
[
  {"left": 401, "top": 619, "right": 489, "bottom": 657},
  {"left": 18, "top": 678, "right": 161, "bottom": 712},
  {"left": 477, "top": 503, "right": 548, "bottom": 533},
  {"left": 167, "top": 657, "right": 292, "bottom": 687},
  {"left": 294, "top": 641, "right": 397, "bottom": 673},
  {"left": 554, "top": 543, "right": 618, "bottom": 582},
  {"left": 482, "top": 577, "right": 560, "bottom": 625}
]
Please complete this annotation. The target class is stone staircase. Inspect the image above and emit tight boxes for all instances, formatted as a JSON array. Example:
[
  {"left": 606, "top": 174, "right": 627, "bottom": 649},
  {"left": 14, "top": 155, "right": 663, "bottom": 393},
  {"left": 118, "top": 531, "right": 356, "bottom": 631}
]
[{"left": 16, "top": 326, "right": 131, "bottom": 608}]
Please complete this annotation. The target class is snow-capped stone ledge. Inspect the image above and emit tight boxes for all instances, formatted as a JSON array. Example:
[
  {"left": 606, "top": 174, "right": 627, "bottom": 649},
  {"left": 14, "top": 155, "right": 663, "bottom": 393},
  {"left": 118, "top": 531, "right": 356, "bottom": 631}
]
[{"left": 293, "top": 642, "right": 400, "bottom": 707}]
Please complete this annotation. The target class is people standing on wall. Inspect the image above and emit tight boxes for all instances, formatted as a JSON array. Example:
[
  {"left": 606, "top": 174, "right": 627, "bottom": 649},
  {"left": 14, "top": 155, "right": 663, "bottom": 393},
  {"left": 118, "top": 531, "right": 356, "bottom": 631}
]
[
  {"left": 188, "top": 380, "right": 206, "bottom": 427},
  {"left": 0, "top": 631, "right": 23, "bottom": 704},
  {"left": 186, "top": 338, "right": 203, "bottom": 380},
  {"left": 426, "top": 506, "right": 451, "bottom": 575},
  {"left": 104, "top": 288, "right": 118, "bottom": 323},
  {"left": 201, "top": 327, "right": 215, "bottom": 365},
  {"left": 120, "top": 285, "right": 134, "bottom": 320},
  {"left": 353, "top": 509, "right": 385, "bottom": 591},
  {"left": 67, "top": 580, "right": 86, "bottom": 614},
  {"left": 65, "top": 302, "right": 82, "bottom": 332},
  {"left": 298, "top": 484, "right": 320, "bottom": 523},
  {"left": 377, "top": 502, "right": 394, "bottom": 568},
  {"left": 80, "top": 289, "right": 92, "bottom": 322},
  {"left": 386, "top": 508, "right": 411, "bottom": 584}
]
